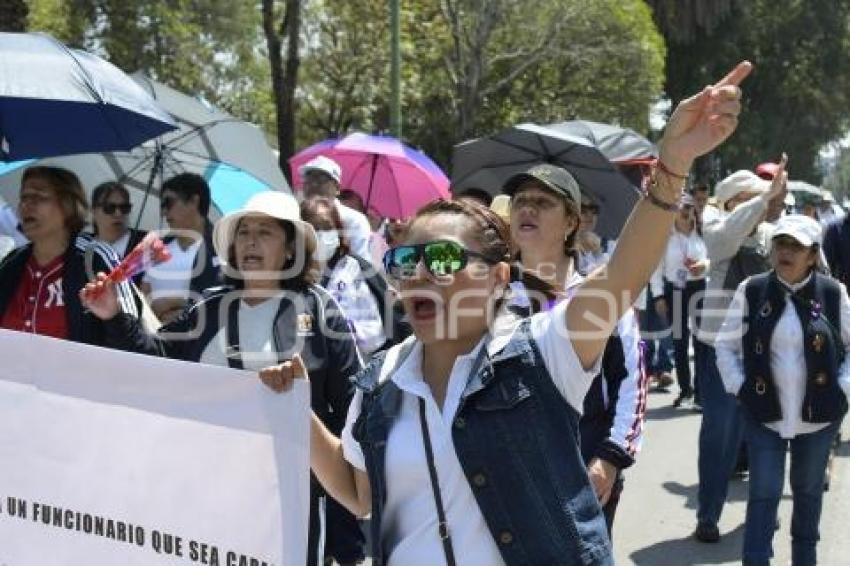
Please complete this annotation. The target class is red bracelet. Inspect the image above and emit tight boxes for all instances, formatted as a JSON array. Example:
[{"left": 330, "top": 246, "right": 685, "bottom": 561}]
[{"left": 655, "top": 159, "right": 689, "bottom": 180}]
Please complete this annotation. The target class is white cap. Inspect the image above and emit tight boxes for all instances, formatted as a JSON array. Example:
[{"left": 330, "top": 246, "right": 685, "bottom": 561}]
[
  {"left": 213, "top": 191, "right": 317, "bottom": 261},
  {"left": 715, "top": 170, "right": 770, "bottom": 207},
  {"left": 771, "top": 214, "right": 822, "bottom": 247},
  {"left": 299, "top": 155, "right": 342, "bottom": 185}
]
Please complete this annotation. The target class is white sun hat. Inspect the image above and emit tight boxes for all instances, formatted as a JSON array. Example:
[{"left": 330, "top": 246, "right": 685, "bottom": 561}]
[{"left": 213, "top": 191, "right": 317, "bottom": 262}]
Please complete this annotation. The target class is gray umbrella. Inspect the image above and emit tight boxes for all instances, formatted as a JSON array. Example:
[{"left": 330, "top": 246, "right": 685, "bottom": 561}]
[
  {"left": 451, "top": 122, "right": 641, "bottom": 239},
  {"left": 545, "top": 120, "right": 657, "bottom": 163}
]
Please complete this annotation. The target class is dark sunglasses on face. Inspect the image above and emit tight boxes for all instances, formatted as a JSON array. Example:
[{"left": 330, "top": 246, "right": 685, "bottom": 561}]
[
  {"left": 100, "top": 202, "right": 132, "bottom": 215},
  {"left": 383, "top": 239, "right": 497, "bottom": 280},
  {"left": 581, "top": 206, "right": 599, "bottom": 215}
]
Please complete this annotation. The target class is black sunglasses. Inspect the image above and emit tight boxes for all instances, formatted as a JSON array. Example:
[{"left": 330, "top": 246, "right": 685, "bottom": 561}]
[
  {"left": 383, "top": 240, "right": 498, "bottom": 279},
  {"left": 100, "top": 202, "right": 132, "bottom": 215}
]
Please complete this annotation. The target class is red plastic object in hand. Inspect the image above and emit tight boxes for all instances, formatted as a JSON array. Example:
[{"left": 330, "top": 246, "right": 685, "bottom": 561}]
[{"left": 83, "top": 233, "right": 171, "bottom": 299}]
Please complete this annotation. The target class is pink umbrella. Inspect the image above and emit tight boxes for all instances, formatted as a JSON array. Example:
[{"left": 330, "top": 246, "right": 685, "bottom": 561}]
[{"left": 289, "top": 133, "right": 450, "bottom": 219}]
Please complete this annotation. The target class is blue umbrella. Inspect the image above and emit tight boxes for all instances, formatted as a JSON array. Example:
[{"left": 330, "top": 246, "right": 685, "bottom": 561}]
[
  {"left": 204, "top": 162, "right": 273, "bottom": 215},
  {"left": 0, "top": 32, "right": 176, "bottom": 161},
  {"left": 0, "top": 157, "right": 274, "bottom": 228}
]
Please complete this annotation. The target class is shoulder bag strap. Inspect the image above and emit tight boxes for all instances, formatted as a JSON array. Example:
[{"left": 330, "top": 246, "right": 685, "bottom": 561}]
[
  {"left": 418, "top": 397, "right": 457, "bottom": 566},
  {"left": 415, "top": 341, "right": 489, "bottom": 566},
  {"left": 225, "top": 298, "right": 244, "bottom": 370}
]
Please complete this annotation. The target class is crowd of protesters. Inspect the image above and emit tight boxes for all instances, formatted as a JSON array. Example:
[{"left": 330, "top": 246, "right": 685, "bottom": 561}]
[{"left": 1, "top": 60, "right": 848, "bottom": 566}]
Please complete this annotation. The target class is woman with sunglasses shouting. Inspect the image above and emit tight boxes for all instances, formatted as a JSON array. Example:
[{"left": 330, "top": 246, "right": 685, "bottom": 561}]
[
  {"left": 265, "top": 62, "right": 751, "bottom": 566},
  {"left": 89, "top": 182, "right": 146, "bottom": 259}
]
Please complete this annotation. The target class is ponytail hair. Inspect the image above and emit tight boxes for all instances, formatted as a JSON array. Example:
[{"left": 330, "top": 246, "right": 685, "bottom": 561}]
[{"left": 508, "top": 261, "right": 559, "bottom": 314}]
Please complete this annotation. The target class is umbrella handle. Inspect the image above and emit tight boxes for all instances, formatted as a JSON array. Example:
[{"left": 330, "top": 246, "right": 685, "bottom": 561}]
[{"left": 135, "top": 146, "right": 163, "bottom": 232}]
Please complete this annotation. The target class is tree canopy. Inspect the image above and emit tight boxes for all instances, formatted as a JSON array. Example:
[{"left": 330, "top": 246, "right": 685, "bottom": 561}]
[
  {"left": 649, "top": 0, "right": 850, "bottom": 183},
  {"left": 21, "top": 1, "right": 666, "bottom": 173}
]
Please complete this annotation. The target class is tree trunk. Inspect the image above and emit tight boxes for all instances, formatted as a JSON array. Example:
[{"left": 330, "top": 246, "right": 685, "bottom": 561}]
[
  {"left": 262, "top": 0, "right": 301, "bottom": 183},
  {"left": 0, "top": 0, "right": 28, "bottom": 32}
]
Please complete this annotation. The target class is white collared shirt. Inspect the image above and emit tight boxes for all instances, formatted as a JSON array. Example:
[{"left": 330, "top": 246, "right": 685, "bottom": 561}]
[
  {"left": 341, "top": 300, "right": 601, "bottom": 565},
  {"left": 661, "top": 229, "right": 708, "bottom": 287},
  {"left": 716, "top": 273, "right": 850, "bottom": 438}
]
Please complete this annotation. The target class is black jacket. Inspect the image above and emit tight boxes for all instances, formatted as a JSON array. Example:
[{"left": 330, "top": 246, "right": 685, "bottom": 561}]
[
  {"left": 84, "top": 228, "right": 148, "bottom": 284},
  {"left": 103, "top": 284, "right": 361, "bottom": 432},
  {"left": 0, "top": 233, "right": 138, "bottom": 346}
]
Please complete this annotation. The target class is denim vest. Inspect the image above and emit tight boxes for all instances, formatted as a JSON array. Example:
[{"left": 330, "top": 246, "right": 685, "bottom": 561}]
[
  {"left": 741, "top": 272, "right": 848, "bottom": 423},
  {"left": 351, "top": 320, "right": 613, "bottom": 565}
]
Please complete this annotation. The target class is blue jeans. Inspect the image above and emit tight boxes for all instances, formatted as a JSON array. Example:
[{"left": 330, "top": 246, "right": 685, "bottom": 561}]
[
  {"left": 664, "top": 279, "right": 706, "bottom": 397},
  {"left": 742, "top": 412, "right": 839, "bottom": 566},
  {"left": 639, "top": 293, "right": 674, "bottom": 375},
  {"left": 697, "top": 345, "right": 743, "bottom": 525}
]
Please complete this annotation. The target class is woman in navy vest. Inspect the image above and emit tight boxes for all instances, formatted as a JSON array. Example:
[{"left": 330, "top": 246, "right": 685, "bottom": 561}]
[
  {"left": 716, "top": 214, "right": 850, "bottom": 566},
  {"left": 261, "top": 63, "right": 751, "bottom": 565}
]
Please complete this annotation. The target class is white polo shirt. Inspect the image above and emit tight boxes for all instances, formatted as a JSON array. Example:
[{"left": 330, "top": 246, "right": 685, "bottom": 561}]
[{"left": 341, "top": 300, "right": 601, "bottom": 565}]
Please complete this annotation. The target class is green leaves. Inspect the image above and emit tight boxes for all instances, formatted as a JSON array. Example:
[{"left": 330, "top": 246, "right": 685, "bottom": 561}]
[{"left": 653, "top": 0, "right": 850, "bottom": 183}]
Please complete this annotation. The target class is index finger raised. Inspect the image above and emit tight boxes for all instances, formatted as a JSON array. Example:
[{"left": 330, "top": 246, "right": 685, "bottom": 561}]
[{"left": 714, "top": 61, "right": 753, "bottom": 88}]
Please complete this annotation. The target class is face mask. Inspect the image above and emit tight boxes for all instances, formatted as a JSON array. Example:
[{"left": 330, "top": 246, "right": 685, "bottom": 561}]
[{"left": 314, "top": 230, "right": 340, "bottom": 261}]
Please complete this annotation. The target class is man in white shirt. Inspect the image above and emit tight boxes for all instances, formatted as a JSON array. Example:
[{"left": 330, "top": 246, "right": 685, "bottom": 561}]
[
  {"left": 299, "top": 156, "right": 373, "bottom": 262},
  {"left": 693, "top": 168, "right": 785, "bottom": 544}
]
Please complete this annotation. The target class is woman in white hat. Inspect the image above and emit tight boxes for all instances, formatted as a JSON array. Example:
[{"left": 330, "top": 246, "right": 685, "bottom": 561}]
[
  {"left": 715, "top": 214, "right": 850, "bottom": 565},
  {"left": 80, "top": 191, "right": 363, "bottom": 566}
]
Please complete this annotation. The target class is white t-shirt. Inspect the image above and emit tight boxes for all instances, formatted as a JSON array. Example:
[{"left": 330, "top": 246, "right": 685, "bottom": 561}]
[
  {"left": 200, "top": 298, "right": 282, "bottom": 371},
  {"left": 98, "top": 231, "right": 131, "bottom": 258},
  {"left": 142, "top": 238, "right": 201, "bottom": 301},
  {"left": 660, "top": 229, "right": 708, "bottom": 287},
  {"left": 340, "top": 300, "right": 601, "bottom": 565},
  {"left": 323, "top": 255, "right": 387, "bottom": 355}
]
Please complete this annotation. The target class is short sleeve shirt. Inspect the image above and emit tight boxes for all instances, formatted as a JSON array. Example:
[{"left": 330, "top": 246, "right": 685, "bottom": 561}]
[
  {"left": 339, "top": 300, "right": 601, "bottom": 565},
  {"left": 0, "top": 254, "right": 68, "bottom": 339}
]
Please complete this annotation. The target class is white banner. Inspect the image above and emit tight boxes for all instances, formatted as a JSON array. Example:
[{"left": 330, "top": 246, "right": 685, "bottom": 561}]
[{"left": 0, "top": 329, "right": 310, "bottom": 566}]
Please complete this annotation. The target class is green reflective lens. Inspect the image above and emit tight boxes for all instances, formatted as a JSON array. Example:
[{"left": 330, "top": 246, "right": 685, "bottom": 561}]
[
  {"left": 423, "top": 241, "right": 465, "bottom": 276},
  {"left": 384, "top": 240, "right": 481, "bottom": 279}
]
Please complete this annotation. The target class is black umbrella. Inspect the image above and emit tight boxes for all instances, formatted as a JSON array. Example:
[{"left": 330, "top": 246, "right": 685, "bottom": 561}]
[
  {"left": 451, "top": 123, "right": 642, "bottom": 239},
  {"left": 544, "top": 120, "right": 657, "bottom": 163}
]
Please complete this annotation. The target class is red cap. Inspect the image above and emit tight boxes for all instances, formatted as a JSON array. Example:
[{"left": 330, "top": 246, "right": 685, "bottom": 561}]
[{"left": 755, "top": 162, "right": 780, "bottom": 180}]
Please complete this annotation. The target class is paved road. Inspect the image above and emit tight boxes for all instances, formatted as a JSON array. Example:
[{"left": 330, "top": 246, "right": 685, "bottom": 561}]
[{"left": 613, "top": 388, "right": 850, "bottom": 565}]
